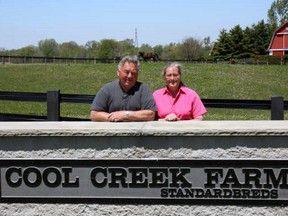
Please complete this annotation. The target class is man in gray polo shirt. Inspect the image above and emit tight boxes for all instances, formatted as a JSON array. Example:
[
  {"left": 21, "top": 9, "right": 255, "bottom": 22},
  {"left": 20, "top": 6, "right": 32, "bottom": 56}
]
[{"left": 90, "top": 55, "right": 157, "bottom": 122}]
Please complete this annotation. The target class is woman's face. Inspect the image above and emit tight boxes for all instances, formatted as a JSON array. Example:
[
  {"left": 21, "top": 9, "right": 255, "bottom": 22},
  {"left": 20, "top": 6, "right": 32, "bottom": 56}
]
[{"left": 164, "top": 66, "right": 181, "bottom": 90}]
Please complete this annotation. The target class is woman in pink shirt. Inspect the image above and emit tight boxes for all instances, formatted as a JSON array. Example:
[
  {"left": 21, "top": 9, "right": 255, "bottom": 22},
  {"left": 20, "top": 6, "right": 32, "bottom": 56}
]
[{"left": 153, "top": 62, "right": 207, "bottom": 121}]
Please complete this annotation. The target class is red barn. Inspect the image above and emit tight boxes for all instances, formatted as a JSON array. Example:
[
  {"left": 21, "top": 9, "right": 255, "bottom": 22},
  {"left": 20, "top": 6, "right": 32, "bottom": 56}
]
[{"left": 268, "top": 22, "right": 288, "bottom": 57}]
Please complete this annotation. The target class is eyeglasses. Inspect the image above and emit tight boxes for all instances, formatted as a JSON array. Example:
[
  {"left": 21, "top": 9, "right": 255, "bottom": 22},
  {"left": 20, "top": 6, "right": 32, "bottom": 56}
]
[{"left": 165, "top": 73, "right": 180, "bottom": 78}]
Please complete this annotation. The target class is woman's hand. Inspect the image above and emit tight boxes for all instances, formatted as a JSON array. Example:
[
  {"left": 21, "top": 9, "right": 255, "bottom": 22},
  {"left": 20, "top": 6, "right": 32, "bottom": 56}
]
[{"left": 165, "top": 113, "right": 179, "bottom": 121}]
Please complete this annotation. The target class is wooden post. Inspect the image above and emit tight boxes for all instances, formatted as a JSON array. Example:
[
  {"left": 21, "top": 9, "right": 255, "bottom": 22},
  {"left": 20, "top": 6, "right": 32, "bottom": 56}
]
[
  {"left": 271, "top": 96, "right": 284, "bottom": 120},
  {"left": 47, "top": 90, "right": 60, "bottom": 121}
]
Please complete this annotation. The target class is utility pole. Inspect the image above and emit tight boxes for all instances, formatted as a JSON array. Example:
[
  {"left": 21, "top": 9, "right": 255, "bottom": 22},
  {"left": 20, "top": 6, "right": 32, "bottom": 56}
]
[{"left": 134, "top": 28, "right": 139, "bottom": 48}]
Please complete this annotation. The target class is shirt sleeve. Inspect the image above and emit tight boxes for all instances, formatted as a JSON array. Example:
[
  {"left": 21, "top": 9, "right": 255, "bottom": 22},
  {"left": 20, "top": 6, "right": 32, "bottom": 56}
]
[
  {"left": 140, "top": 84, "right": 157, "bottom": 111},
  {"left": 191, "top": 93, "right": 207, "bottom": 118},
  {"left": 90, "top": 87, "right": 109, "bottom": 112}
]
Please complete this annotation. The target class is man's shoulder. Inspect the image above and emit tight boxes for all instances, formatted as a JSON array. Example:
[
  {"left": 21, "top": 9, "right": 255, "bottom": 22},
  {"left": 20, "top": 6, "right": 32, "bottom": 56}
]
[
  {"left": 101, "top": 80, "right": 119, "bottom": 89},
  {"left": 133, "top": 81, "right": 150, "bottom": 91}
]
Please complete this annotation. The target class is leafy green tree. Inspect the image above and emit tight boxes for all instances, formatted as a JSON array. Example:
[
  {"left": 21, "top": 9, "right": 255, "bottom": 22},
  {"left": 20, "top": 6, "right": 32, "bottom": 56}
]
[
  {"left": 139, "top": 44, "right": 153, "bottom": 53},
  {"left": 17, "top": 45, "right": 39, "bottom": 56},
  {"left": 203, "top": 37, "right": 211, "bottom": 49},
  {"left": 242, "top": 26, "right": 254, "bottom": 54},
  {"left": 252, "top": 20, "right": 271, "bottom": 55},
  {"left": 85, "top": 40, "right": 99, "bottom": 58},
  {"left": 202, "top": 37, "right": 213, "bottom": 58},
  {"left": 161, "top": 43, "right": 178, "bottom": 60},
  {"left": 178, "top": 37, "right": 203, "bottom": 60},
  {"left": 0, "top": 48, "right": 10, "bottom": 56},
  {"left": 229, "top": 25, "right": 244, "bottom": 57},
  {"left": 59, "top": 41, "right": 81, "bottom": 58},
  {"left": 268, "top": 0, "right": 288, "bottom": 27},
  {"left": 77, "top": 45, "right": 87, "bottom": 58},
  {"left": 116, "top": 39, "right": 137, "bottom": 57},
  {"left": 96, "top": 39, "right": 118, "bottom": 59},
  {"left": 38, "top": 39, "right": 59, "bottom": 57},
  {"left": 153, "top": 45, "right": 163, "bottom": 58},
  {"left": 215, "top": 29, "right": 232, "bottom": 59}
]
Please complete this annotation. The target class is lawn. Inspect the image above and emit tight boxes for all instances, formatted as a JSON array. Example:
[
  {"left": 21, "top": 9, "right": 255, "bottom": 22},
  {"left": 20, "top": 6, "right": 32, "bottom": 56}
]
[{"left": 0, "top": 63, "right": 287, "bottom": 120}]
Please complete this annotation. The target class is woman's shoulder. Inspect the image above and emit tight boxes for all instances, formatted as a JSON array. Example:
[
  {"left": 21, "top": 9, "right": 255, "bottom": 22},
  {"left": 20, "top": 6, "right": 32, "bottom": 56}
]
[
  {"left": 153, "top": 87, "right": 166, "bottom": 95},
  {"left": 181, "top": 85, "right": 198, "bottom": 94}
]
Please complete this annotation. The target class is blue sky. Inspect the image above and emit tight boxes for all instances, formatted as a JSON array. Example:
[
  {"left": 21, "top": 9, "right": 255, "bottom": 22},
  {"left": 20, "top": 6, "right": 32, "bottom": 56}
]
[{"left": 0, "top": 0, "right": 274, "bottom": 50}]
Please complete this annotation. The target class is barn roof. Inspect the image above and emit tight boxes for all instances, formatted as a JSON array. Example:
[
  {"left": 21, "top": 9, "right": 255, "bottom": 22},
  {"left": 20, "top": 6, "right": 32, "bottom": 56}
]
[{"left": 267, "top": 21, "right": 288, "bottom": 50}]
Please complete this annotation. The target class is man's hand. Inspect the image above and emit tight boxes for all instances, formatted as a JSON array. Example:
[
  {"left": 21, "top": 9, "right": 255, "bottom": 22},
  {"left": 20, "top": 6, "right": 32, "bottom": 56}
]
[{"left": 108, "top": 111, "right": 127, "bottom": 122}]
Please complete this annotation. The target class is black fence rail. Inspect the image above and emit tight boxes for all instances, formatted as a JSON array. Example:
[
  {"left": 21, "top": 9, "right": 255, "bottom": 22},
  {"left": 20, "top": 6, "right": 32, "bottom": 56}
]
[
  {"left": 0, "top": 55, "right": 122, "bottom": 64},
  {"left": 1, "top": 55, "right": 288, "bottom": 65},
  {"left": 0, "top": 55, "right": 218, "bottom": 64},
  {"left": 0, "top": 90, "right": 287, "bottom": 121}
]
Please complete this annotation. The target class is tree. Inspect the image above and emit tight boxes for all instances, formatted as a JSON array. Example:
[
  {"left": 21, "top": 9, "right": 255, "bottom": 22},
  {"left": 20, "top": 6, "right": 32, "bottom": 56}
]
[
  {"left": 17, "top": 45, "right": 39, "bottom": 56},
  {"left": 161, "top": 43, "right": 178, "bottom": 60},
  {"left": 203, "top": 37, "right": 212, "bottom": 49},
  {"left": 229, "top": 25, "right": 244, "bottom": 57},
  {"left": 116, "top": 39, "right": 137, "bottom": 57},
  {"left": 268, "top": 0, "right": 288, "bottom": 27},
  {"left": 85, "top": 40, "right": 99, "bottom": 58},
  {"left": 77, "top": 45, "right": 87, "bottom": 58},
  {"left": 242, "top": 26, "right": 254, "bottom": 54},
  {"left": 139, "top": 44, "right": 153, "bottom": 53},
  {"left": 215, "top": 29, "right": 232, "bottom": 59},
  {"left": 153, "top": 45, "right": 163, "bottom": 58},
  {"left": 178, "top": 37, "right": 203, "bottom": 60},
  {"left": 97, "top": 39, "right": 119, "bottom": 59},
  {"left": 59, "top": 41, "right": 81, "bottom": 58},
  {"left": 252, "top": 20, "right": 271, "bottom": 55},
  {"left": 38, "top": 39, "right": 59, "bottom": 57}
]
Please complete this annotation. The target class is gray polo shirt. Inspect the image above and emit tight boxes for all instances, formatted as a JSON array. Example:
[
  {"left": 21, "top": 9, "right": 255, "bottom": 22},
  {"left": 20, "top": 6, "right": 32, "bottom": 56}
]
[{"left": 91, "top": 80, "right": 157, "bottom": 113}]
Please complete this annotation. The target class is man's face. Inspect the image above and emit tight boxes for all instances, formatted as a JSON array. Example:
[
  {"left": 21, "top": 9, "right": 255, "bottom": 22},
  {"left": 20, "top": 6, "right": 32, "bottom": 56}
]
[{"left": 117, "top": 62, "right": 139, "bottom": 92}]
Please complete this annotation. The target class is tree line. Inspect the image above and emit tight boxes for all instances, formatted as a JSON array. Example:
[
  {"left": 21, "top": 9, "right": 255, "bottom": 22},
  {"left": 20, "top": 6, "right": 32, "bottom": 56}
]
[
  {"left": 0, "top": 37, "right": 212, "bottom": 61},
  {"left": 0, "top": 0, "right": 287, "bottom": 61},
  {"left": 212, "top": 0, "right": 288, "bottom": 60}
]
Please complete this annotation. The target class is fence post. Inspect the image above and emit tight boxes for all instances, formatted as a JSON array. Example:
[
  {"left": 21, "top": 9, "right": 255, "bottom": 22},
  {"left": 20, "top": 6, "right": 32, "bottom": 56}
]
[
  {"left": 47, "top": 90, "right": 60, "bottom": 121},
  {"left": 271, "top": 96, "right": 284, "bottom": 120}
]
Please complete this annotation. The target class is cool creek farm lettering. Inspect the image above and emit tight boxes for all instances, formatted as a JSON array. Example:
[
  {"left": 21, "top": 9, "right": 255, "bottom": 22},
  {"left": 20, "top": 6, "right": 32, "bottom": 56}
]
[{"left": 4, "top": 166, "right": 286, "bottom": 199}]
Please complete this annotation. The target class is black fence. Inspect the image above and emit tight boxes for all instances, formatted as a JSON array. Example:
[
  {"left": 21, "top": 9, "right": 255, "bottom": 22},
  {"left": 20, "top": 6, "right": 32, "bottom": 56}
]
[
  {"left": 0, "top": 55, "right": 121, "bottom": 64},
  {"left": 1, "top": 55, "right": 288, "bottom": 65},
  {"left": 0, "top": 55, "right": 216, "bottom": 64},
  {"left": 0, "top": 90, "right": 287, "bottom": 121}
]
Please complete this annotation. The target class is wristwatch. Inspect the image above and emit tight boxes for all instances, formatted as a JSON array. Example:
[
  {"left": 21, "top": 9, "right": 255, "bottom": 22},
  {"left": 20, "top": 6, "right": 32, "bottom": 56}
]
[{"left": 125, "top": 111, "right": 130, "bottom": 119}]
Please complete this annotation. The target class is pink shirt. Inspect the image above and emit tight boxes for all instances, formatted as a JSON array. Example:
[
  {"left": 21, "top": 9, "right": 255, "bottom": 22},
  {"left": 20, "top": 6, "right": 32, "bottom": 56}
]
[{"left": 153, "top": 86, "right": 207, "bottom": 120}]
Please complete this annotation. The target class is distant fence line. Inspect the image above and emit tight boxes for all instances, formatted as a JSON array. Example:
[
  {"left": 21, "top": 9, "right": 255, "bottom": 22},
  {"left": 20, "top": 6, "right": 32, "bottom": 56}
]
[
  {"left": 0, "top": 55, "right": 121, "bottom": 64},
  {"left": 1, "top": 55, "right": 287, "bottom": 65},
  {"left": 0, "top": 55, "right": 216, "bottom": 64},
  {"left": 0, "top": 90, "right": 286, "bottom": 121}
]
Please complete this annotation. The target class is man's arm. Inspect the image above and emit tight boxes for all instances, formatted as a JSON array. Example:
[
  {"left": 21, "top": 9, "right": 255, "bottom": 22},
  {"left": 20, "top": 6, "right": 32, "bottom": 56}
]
[
  {"left": 90, "top": 110, "right": 110, "bottom": 122},
  {"left": 90, "top": 110, "right": 156, "bottom": 122},
  {"left": 123, "top": 110, "right": 156, "bottom": 121}
]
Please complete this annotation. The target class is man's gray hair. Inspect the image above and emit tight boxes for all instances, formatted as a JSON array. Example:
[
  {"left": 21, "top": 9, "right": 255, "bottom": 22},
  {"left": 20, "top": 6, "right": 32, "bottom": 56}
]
[{"left": 118, "top": 55, "right": 140, "bottom": 71}]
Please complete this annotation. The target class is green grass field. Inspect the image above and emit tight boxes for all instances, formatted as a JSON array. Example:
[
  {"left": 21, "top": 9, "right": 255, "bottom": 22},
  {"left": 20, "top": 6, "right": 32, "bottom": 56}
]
[{"left": 0, "top": 63, "right": 287, "bottom": 120}]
